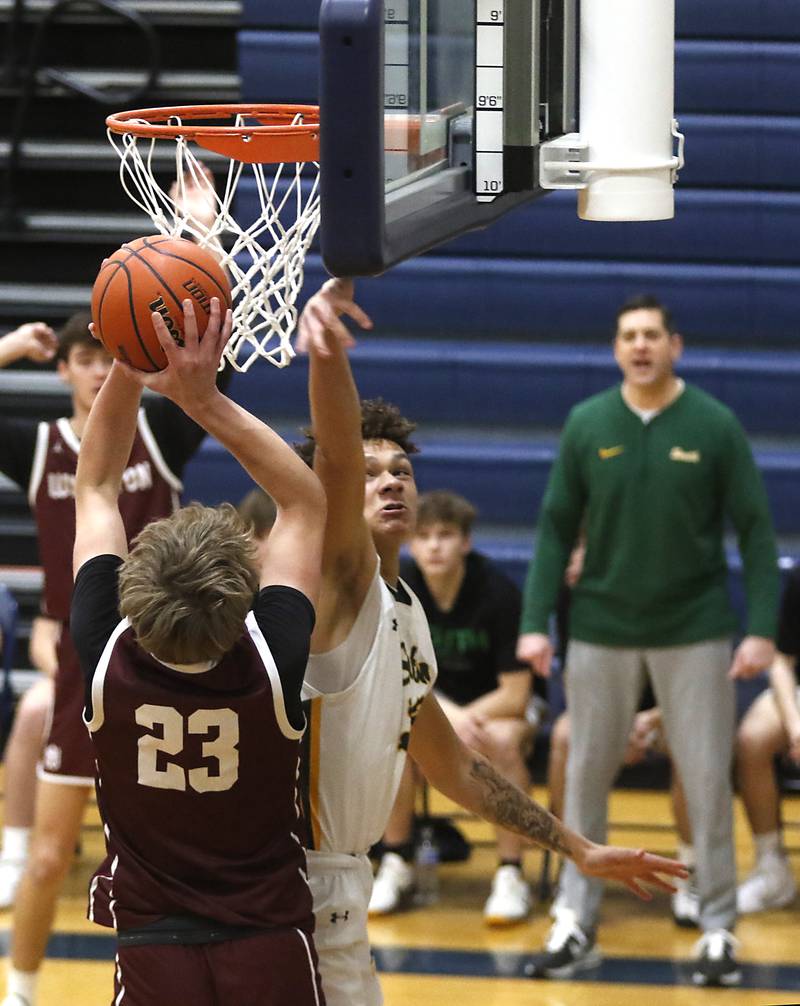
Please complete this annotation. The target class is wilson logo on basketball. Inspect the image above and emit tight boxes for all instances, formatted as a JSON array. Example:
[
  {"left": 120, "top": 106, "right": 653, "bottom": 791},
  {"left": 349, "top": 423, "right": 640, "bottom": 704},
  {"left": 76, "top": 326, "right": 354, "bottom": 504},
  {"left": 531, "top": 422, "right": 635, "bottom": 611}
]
[
  {"left": 182, "top": 279, "right": 213, "bottom": 314},
  {"left": 148, "top": 296, "right": 185, "bottom": 347}
]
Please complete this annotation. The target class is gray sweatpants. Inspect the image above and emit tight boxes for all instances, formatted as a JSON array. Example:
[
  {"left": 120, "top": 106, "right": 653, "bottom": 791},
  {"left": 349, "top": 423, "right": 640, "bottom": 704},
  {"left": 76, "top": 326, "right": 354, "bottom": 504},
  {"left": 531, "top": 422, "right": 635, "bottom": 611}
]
[{"left": 560, "top": 638, "right": 736, "bottom": 934}]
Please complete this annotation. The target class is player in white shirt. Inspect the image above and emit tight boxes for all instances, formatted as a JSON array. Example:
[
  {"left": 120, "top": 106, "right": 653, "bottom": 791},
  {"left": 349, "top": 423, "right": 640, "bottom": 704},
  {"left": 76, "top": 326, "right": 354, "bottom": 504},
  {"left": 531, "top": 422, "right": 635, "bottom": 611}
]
[{"left": 295, "top": 278, "right": 689, "bottom": 1006}]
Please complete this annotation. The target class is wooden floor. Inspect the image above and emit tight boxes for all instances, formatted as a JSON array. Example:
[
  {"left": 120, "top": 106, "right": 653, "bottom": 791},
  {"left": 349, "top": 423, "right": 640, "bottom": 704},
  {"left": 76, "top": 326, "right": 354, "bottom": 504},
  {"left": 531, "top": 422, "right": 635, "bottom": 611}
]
[{"left": 2, "top": 785, "right": 800, "bottom": 1004}]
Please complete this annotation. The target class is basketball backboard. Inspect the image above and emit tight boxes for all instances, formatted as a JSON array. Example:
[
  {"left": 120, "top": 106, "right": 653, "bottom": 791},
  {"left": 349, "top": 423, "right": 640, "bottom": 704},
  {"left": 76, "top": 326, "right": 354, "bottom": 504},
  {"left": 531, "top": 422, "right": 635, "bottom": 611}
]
[
  {"left": 319, "top": 0, "right": 578, "bottom": 277},
  {"left": 319, "top": 0, "right": 683, "bottom": 278}
]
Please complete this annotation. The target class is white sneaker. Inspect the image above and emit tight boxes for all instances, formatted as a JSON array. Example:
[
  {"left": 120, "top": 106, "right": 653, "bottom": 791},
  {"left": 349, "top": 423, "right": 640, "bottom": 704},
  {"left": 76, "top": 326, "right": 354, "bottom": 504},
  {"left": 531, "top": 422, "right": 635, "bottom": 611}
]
[
  {"left": 737, "top": 852, "right": 797, "bottom": 914},
  {"left": 483, "top": 864, "right": 531, "bottom": 926},
  {"left": 368, "top": 853, "right": 415, "bottom": 916},
  {"left": 0, "top": 860, "right": 25, "bottom": 910},
  {"left": 671, "top": 868, "right": 700, "bottom": 928}
]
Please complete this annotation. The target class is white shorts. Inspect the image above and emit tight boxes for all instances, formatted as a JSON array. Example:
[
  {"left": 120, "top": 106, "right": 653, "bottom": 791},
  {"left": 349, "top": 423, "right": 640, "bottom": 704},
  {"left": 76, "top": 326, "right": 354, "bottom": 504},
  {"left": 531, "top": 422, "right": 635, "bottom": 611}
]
[{"left": 306, "top": 850, "right": 382, "bottom": 1006}]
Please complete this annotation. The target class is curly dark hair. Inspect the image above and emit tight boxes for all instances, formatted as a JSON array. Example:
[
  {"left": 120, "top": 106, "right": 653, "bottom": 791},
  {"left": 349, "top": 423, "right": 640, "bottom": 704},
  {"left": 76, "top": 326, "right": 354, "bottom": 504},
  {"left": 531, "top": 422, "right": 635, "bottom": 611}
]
[{"left": 295, "top": 397, "right": 418, "bottom": 467}]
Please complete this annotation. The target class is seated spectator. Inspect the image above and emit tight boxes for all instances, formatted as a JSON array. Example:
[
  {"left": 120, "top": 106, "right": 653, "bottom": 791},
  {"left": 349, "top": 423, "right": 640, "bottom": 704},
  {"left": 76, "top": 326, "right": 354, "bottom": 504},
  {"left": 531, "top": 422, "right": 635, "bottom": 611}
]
[
  {"left": 369, "top": 490, "right": 541, "bottom": 925},
  {"left": 736, "top": 564, "right": 800, "bottom": 913}
]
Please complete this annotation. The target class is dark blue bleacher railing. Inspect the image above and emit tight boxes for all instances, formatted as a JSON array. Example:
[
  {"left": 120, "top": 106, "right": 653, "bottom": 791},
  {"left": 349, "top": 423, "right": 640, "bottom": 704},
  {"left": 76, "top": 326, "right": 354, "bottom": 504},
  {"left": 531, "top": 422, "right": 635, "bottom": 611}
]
[{"left": 2, "top": 0, "right": 161, "bottom": 228}]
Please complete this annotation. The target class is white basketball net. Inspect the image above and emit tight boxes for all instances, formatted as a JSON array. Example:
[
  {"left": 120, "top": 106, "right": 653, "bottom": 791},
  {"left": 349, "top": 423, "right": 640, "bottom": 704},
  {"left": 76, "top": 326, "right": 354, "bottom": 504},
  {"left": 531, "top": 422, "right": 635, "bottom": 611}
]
[{"left": 107, "top": 115, "right": 320, "bottom": 372}]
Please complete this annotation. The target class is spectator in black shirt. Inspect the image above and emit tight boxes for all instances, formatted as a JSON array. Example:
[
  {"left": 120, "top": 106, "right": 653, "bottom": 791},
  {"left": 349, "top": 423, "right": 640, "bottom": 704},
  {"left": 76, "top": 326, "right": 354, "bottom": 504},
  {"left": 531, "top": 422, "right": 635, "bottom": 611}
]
[
  {"left": 369, "top": 490, "right": 540, "bottom": 926},
  {"left": 736, "top": 564, "right": 800, "bottom": 914}
]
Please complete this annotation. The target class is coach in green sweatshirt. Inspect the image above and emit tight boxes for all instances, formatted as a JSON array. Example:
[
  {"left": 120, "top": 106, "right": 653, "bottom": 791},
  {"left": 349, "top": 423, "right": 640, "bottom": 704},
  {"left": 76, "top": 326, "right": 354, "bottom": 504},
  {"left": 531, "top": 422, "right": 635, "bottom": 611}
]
[{"left": 518, "top": 295, "right": 779, "bottom": 989}]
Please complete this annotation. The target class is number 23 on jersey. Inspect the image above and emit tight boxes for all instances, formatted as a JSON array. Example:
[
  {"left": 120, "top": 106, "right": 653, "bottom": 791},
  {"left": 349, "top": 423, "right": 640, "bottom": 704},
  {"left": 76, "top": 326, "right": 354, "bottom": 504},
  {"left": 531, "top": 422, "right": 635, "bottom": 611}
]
[{"left": 136, "top": 704, "right": 240, "bottom": 793}]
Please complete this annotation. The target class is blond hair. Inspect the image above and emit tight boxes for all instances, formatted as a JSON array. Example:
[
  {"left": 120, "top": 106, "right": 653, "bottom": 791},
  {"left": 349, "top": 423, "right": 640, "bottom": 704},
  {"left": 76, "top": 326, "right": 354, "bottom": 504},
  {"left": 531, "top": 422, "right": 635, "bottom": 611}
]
[{"left": 119, "top": 503, "right": 258, "bottom": 663}]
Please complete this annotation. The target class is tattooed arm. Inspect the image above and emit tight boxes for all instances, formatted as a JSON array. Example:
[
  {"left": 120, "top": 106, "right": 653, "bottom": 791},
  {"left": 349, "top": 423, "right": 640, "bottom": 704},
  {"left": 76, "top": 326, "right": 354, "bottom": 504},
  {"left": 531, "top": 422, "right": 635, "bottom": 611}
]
[{"left": 409, "top": 693, "right": 687, "bottom": 898}]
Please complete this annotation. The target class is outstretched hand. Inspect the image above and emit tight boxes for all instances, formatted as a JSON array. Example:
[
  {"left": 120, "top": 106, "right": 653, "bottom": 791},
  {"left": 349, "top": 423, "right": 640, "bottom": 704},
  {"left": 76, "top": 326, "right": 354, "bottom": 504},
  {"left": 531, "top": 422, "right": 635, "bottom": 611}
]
[
  {"left": 6, "top": 322, "right": 58, "bottom": 362},
  {"left": 577, "top": 844, "right": 688, "bottom": 901},
  {"left": 296, "top": 278, "right": 373, "bottom": 357},
  {"left": 119, "top": 297, "right": 231, "bottom": 413}
]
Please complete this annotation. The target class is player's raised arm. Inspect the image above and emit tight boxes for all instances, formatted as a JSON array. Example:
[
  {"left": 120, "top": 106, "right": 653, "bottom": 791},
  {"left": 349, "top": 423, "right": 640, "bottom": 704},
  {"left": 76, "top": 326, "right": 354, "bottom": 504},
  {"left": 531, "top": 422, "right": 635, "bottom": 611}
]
[
  {"left": 127, "top": 297, "right": 326, "bottom": 606},
  {"left": 296, "top": 278, "right": 376, "bottom": 587},
  {"left": 72, "top": 363, "right": 142, "bottom": 577}
]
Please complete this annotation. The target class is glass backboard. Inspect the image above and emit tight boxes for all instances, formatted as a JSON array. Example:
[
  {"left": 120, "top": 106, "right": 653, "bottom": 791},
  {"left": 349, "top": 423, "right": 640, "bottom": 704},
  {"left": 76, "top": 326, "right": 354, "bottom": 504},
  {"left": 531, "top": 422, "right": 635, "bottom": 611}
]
[{"left": 319, "top": 0, "right": 578, "bottom": 276}]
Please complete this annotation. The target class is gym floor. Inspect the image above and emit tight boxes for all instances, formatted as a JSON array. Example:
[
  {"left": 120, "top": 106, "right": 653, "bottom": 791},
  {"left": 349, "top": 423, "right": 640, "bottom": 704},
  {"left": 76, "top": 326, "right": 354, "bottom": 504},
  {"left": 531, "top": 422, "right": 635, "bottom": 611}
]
[{"left": 1, "top": 784, "right": 799, "bottom": 1005}]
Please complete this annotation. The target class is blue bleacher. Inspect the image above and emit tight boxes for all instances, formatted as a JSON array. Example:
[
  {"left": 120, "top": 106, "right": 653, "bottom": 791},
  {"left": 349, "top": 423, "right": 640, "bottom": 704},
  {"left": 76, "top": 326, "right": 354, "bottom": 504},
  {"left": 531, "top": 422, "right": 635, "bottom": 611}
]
[
  {"left": 228, "top": 339, "right": 800, "bottom": 436},
  {"left": 297, "top": 256, "right": 800, "bottom": 345},
  {"left": 675, "top": 1, "right": 800, "bottom": 41},
  {"left": 244, "top": 0, "right": 800, "bottom": 41},
  {"left": 184, "top": 430, "right": 800, "bottom": 534}
]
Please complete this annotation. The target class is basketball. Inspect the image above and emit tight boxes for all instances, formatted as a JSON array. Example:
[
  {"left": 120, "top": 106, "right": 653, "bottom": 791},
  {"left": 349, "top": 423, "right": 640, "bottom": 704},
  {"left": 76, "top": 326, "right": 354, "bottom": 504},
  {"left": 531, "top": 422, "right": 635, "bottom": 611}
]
[{"left": 91, "top": 235, "right": 232, "bottom": 372}]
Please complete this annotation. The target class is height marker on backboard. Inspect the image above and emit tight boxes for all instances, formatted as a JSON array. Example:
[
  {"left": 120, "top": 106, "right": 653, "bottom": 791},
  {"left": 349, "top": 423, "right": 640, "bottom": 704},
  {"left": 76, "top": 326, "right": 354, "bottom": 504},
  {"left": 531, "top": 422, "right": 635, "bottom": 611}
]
[{"left": 475, "top": 0, "right": 504, "bottom": 202}]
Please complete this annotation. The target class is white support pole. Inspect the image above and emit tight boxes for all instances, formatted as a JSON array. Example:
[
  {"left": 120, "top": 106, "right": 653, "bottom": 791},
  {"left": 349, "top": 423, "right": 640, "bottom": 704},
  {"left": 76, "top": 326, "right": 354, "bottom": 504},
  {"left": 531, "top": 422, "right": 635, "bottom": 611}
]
[{"left": 578, "top": 0, "right": 676, "bottom": 221}]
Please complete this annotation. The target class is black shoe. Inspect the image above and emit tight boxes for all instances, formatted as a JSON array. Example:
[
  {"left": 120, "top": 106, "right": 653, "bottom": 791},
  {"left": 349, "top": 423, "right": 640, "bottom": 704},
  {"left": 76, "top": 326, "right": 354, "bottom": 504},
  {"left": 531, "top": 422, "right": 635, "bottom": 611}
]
[
  {"left": 692, "top": 930, "right": 742, "bottom": 987},
  {"left": 525, "top": 915, "right": 601, "bottom": 979}
]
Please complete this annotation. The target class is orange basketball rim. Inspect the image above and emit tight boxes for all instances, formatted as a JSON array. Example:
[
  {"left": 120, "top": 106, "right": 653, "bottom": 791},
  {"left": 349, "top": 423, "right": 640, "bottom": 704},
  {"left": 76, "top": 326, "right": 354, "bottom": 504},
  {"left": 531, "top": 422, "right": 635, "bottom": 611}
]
[{"left": 106, "top": 104, "right": 320, "bottom": 164}]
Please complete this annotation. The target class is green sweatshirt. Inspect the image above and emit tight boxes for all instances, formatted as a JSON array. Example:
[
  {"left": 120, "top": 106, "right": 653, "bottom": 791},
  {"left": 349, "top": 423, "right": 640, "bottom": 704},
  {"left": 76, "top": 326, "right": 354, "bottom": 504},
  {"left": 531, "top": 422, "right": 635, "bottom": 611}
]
[{"left": 520, "top": 384, "right": 779, "bottom": 647}]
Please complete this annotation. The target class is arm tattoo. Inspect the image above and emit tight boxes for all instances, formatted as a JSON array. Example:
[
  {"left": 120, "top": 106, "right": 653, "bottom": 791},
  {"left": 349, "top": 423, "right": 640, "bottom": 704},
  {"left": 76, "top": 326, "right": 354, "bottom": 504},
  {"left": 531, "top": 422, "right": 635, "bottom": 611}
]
[{"left": 469, "top": 757, "right": 571, "bottom": 856}]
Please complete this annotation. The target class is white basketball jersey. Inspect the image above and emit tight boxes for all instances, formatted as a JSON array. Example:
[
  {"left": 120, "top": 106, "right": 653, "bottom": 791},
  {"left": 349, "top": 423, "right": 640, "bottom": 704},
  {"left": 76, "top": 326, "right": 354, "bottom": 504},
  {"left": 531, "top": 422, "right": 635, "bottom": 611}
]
[{"left": 300, "top": 562, "right": 437, "bottom": 855}]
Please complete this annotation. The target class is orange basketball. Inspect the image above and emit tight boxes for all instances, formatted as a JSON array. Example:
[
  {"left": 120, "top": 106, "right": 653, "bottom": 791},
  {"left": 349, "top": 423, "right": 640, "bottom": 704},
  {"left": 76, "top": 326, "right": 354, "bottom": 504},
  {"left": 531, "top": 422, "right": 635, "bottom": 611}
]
[{"left": 91, "top": 235, "right": 232, "bottom": 372}]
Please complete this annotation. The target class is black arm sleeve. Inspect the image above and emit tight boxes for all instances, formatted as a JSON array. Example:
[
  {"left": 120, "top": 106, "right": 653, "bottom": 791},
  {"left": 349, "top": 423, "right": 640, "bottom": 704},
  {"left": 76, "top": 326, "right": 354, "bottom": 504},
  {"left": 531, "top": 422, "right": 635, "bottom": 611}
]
[
  {"left": 0, "top": 417, "right": 39, "bottom": 489},
  {"left": 142, "top": 364, "right": 233, "bottom": 478},
  {"left": 777, "top": 567, "right": 800, "bottom": 659},
  {"left": 253, "top": 586, "right": 316, "bottom": 731},
  {"left": 70, "top": 555, "right": 123, "bottom": 714}
]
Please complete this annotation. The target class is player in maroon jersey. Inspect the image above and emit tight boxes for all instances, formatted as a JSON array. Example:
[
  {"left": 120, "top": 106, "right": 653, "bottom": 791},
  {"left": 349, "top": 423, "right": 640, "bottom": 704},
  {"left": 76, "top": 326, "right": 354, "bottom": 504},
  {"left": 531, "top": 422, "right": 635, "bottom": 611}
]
[
  {"left": 0, "top": 310, "right": 232, "bottom": 1006},
  {"left": 68, "top": 297, "right": 326, "bottom": 1005}
]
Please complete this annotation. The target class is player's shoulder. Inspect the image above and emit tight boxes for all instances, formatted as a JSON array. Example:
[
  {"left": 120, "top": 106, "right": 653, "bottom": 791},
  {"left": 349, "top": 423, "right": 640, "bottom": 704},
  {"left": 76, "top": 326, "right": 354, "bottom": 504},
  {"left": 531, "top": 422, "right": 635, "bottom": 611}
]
[
  {"left": 467, "top": 550, "right": 515, "bottom": 590},
  {"left": 680, "top": 383, "right": 739, "bottom": 427},
  {"left": 569, "top": 386, "right": 621, "bottom": 424}
]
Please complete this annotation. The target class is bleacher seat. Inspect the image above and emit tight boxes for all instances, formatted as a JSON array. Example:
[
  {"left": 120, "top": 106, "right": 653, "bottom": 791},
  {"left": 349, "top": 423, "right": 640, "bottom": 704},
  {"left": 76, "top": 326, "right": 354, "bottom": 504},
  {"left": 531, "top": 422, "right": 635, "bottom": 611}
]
[{"left": 676, "top": 0, "right": 800, "bottom": 40}]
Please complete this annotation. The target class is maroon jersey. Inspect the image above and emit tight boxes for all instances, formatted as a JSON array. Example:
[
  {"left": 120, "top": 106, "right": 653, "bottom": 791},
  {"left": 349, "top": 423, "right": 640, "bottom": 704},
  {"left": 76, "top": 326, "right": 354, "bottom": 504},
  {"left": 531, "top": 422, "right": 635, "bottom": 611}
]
[
  {"left": 29, "top": 414, "right": 180, "bottom": 620},
  {"left": 85, "top": 612, "right": 313, "bottom": 935}
]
